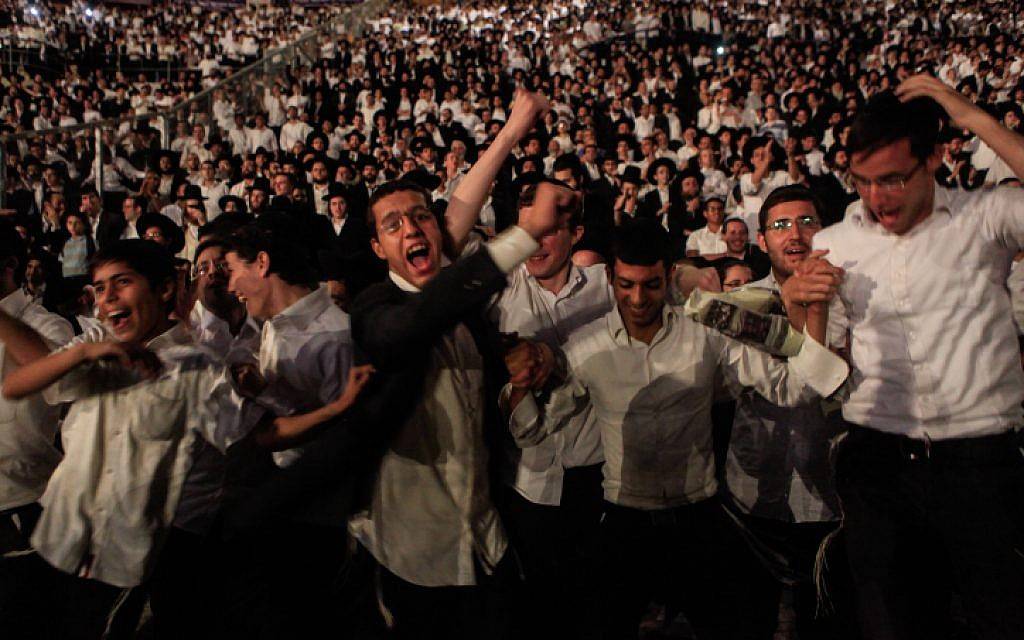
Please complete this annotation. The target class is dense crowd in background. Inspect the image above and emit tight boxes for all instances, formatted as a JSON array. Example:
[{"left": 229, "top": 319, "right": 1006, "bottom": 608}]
[{"left": 0, "top": 0, "right": 1023, "bottom": 638}]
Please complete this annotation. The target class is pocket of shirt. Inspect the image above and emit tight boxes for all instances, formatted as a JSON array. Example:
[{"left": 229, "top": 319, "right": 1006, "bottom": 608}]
[{"left": 129, "top": 384, "right": 185, "bottom": 442}]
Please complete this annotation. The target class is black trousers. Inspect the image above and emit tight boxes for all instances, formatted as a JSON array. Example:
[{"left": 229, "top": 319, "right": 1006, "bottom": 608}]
[
  {"left": 502, "top": 463, "right": 605, "bottom": 640},
  {"left": 598, "top": 497, "right": 777, "bottom": 640},
  {"left": 836, "top": 426, "right": 1024, "bottom": 640},
  {"left": 725, "top": 505, "right": 859, "bottom": 640},
  {"left": 372, "top": 547, "right": 522, "bottom": 640}
]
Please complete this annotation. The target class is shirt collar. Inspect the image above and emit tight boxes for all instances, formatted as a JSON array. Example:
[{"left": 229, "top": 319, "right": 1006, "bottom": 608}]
[
  {"left": 146, "top": 322, "right": 193, "bottom": 352},
  {"left": 522, "top": 262, "right": 587, "bottom": 300},
  {"left": 608, "top": 302, "right": 678, "bottom": 347},
  {"left": 268, "top": 284, "right": 331, "bottom": 329}
]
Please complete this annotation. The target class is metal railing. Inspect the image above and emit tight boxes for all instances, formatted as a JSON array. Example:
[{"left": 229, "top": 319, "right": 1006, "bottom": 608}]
[{"left": 0, "top": 0, "right": 386, "bottom": 208}]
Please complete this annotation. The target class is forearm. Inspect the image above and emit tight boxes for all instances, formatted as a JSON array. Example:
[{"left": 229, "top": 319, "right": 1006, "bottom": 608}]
[
  {"left": 804, "top": 304, "right": 828, "bottom": 346},
  {"left": 255, "top": 397, "right": 349, "bottom": 451},
  {"left": 0, "top": 311, "right": 53, "bottom": 367},
  {"left": 964, "top": 110, "right": 1024, "bottom": 181},
  {"left": 446, "top": 129, "right": 519, "bottom": 252},
  {"left": 3, "top": 343, "right": 86, "bottom": 399}
]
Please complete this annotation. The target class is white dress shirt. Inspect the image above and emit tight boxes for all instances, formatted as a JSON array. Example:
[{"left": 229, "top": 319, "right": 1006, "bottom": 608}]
[
  {"left": 0, "top": 290, "right": 74, "bottom": 511},
  {"left": 34, "top": 323, "right": 257, "bottom": 587},
  {"left": 349, "top": 227, "right": 540, "bottom": 587},
  {"left": 510, "top": 305, "right": 848, "bottom": 510},
  {"left": 686, "top": 225, "right": 728, "bottom": 255},
  {"left": 488, "top": 263, "right": 614, "bottom": 505},
  {"left": 253, "top": 285, "right": 352, "bottom": 471},
  {"left": 724, "top": 273, "right": 844, "bottom": 523},
  {"left": 814, "top": 187, "right": 1024, "bottom": 440}
]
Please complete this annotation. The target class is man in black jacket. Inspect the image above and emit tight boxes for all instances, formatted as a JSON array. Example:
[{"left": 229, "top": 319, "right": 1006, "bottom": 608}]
[{"left": 347, "top": 92, "right": 574, "bottom": 640}]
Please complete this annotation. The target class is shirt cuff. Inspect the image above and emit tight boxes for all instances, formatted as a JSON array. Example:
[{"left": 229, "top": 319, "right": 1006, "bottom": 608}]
[
  {"left": 485, "top": 226, "right": 540, "bottom": 274},
  {"left": 789, "top": 329, "right": 849, "bottom": 398}
]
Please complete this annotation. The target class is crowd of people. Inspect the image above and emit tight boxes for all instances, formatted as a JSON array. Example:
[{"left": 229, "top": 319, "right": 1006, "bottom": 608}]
[{"left": 0, "top": 0, "right": 1023, "bottom": 638}]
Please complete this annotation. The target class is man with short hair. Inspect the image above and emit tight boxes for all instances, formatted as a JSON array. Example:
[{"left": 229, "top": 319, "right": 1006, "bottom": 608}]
[
  {"left": 813, "top": 76, "right": 1024, "bottom": 639},
  {"left": 722, "top": 185, "right": 856, "bottom": 639},
  {"left": 348, "top": 90, "right": 574, "bottom": 638},
  {"left": 685, "top": 195, "right": 729, "bottom": 258},
  {"left": 506, "top": 219, "right": 848, "bottom": 639},
  {"left": 721, "top": 217, "right": 771, "bottom": 279}
]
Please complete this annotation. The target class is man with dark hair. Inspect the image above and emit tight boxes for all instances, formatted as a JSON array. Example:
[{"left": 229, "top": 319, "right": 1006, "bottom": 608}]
[
  {"left": 79, "top": 186, "right": 125, "bottom": 250},
  {"left": 485, "top": 177, "right": 615, "bottom": 637},
  {"left": 507, "top": 217, "right": 848, "bottom": 639},
  {"left": 811, "top": 75, "right": 1024, "bottom": 639},
  {"left": 720, "top": 216, "right": 771, "bottom": 279},
  {"left": 0, "top": 239, "right": 366, "bottom": 638},
  {"left": 347, "top": 90, "right": 577, "bottom": 638},
  {"left": 222, "top": 220, "right": 361, "bottom": 636},
  {"left": 716, "top": 184, "right": 857, "bottom": 639}
]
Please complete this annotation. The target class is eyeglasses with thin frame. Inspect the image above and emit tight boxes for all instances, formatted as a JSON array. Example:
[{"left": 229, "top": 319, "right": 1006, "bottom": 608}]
[
  {"left": 378, "top": 207, "right": 436, "bottom": 235},
  {"left": 195, "top": 260, "right": 228, "bottom": 278},
  {"left": 764, "top": 214, "right": 822, "bottom": 233},
  {"left": 849, "top": 161, "right": 924, "bottom": 193}
]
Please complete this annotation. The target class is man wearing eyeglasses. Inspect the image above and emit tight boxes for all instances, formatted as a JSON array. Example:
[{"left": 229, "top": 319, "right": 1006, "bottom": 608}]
[
  {"left": 812, "top": 76, "right": 1024, "bottom": 639},
  {"left": 719, "top": 185, "right": 856, "bottom": 639},
  {"left": 347, "top": 91, "right": 578, "bottom": 638}
]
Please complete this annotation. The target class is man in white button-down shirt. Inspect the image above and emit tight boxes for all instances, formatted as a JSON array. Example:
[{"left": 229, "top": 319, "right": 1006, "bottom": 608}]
[
  {"left": 507, "top": 219, "right": 849, "bottom": 639},
  {"left": 487, "top": 181, "right": 614, "bottom": 638},
  {"left": 814, "top": 77, "right": 1024, "bottom": 639}
]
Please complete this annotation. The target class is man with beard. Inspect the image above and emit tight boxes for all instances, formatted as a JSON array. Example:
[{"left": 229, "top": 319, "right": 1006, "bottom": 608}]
[
  {"left": 308, "top": 159, "right": 332, "bottom": 216},
  {"left": 719, "top": 216, "right": 771, "bottom": 279},
  {"left": 722, "top": 185, "right": 857, "bottom": 639},
  {"left": 812, "top": 76, "right": 1024, "bottom": 639},
  {"left": 809, "top": 146, "right": 857, "bottom": 226}
]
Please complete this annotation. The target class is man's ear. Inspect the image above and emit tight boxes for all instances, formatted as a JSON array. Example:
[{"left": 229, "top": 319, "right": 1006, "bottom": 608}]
[
  {"left": 371, "top": 238, "right": 387, "bottom": 261},
  {"left": 256, "top": 251, "right": 271, "bottom": 277},
  {"left": 571, "top": 224, "right": 585, "bottom": 246},
  {"left": 758, "top": 232, "right": 768, "bottom": 254},
  {"left": 157, "top": 277, "right": 176, "bottom": 306}
]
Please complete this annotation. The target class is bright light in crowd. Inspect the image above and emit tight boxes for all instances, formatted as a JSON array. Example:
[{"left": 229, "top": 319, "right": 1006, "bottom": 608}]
[
  {"left": 29, "top": 6, "right": 40, "bottom": 16},
  {"left": 85, "top": 7, "right": 94, "bottom": 17},
  {"left": 716, "top": 46, "right": 726, "bottom": 55}
]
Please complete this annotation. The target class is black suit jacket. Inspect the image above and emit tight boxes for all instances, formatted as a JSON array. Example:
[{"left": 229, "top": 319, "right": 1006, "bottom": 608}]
[{"left": 349, "top": 248, "right": 513, "bottom": 511}]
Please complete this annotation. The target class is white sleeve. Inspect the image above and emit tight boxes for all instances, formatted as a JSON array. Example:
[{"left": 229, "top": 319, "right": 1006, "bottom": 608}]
[
  {"left": 717, "top": 328, "right": 849, "bottom": 407},
  {"left": 977, "top": 187, "right": 1024, "bottom": 253}
]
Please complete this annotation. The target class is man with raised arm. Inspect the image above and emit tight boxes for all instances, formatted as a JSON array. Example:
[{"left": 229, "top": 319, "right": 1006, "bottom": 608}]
[{"left": 812, "top": 75, "right": 1024, "bottom": 639}]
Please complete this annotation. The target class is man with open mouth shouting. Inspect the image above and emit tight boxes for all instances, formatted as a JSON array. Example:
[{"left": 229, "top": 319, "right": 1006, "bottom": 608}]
[{"left": 348, "top": 91, "right": 579, "bottom": 639}]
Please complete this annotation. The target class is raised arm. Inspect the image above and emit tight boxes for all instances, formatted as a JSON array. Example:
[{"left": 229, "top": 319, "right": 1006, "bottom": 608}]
[
  {"left": 444, "top": 90, "right": 551, "bottom": 254},
  {"left": 896, "top": 74, "right": 1024, "bottom": 181},
  {"left": 3, "top": 340, "right": 159, "bottom": 400}
]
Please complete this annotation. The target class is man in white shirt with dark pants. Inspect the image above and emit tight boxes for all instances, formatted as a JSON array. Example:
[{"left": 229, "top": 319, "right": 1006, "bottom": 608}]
[
  {"left": 813, "top": 76, "right": 1024, "bottom": 640},
  {"left": 507, "top": 219, "right": 849, "bottom": 639}
]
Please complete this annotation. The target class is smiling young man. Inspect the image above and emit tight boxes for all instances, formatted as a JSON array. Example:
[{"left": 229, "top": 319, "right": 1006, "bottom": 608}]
[
  {"left": 812, "top": 76, "right": 1024, "bottom": 639},
  {"left": 0, "top": 239, "right": 365, "bottom": 638},
  {"left": 505, "top": 219, "right": 849, "bottom": 639},
  {"left": 221, "top": 218, "right": 362, "bottom": 637}
]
